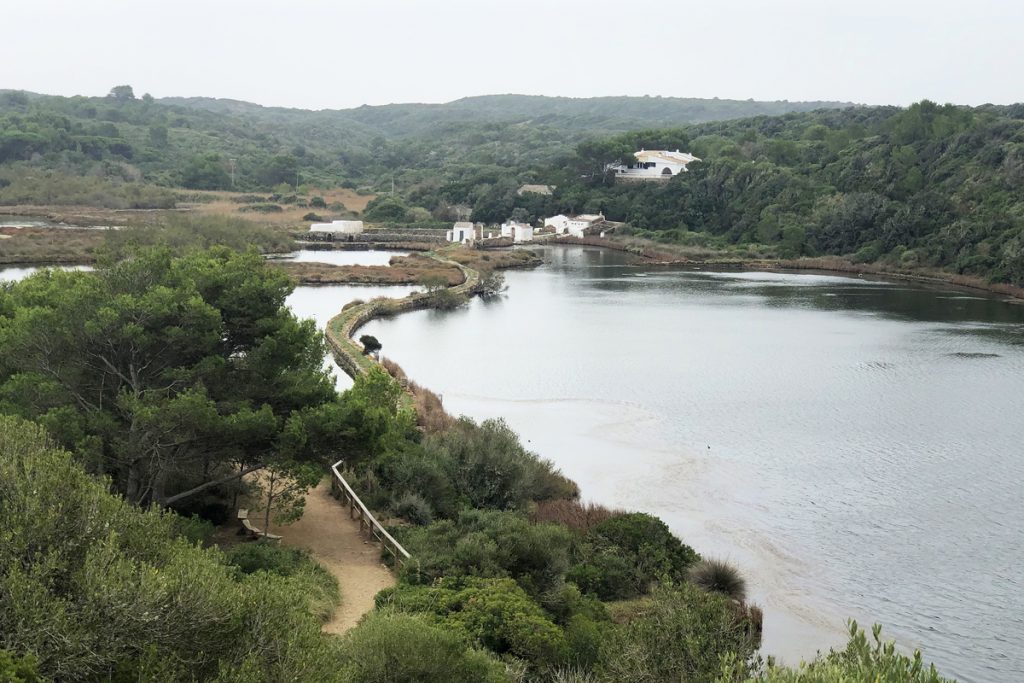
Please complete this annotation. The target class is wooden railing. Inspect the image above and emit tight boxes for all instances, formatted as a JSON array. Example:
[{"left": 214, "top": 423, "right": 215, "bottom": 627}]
[{"left": 329, "top": 459, "right": 411, "bottom": 566}]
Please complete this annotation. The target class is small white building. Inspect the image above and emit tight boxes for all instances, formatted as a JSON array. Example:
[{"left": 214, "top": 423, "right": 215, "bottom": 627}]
[
  {"left": 447, "top": 221, "right": 476, "bottom": 244},
  {"left": 544, "top": 213, "right": 605, "bottom": 238},
  {"left": 500, "top": 221, "right": 534, "bottom": 243},
  {"left": 607, "top": 149, "right": 700, "bottom": 181},
  {"left": 309, "top": 219, "right": 364, "bottom": 235}
]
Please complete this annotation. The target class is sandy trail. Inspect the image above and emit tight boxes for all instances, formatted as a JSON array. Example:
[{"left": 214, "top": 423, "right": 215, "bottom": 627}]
[{"left": 280, "top": 480, "right": 395, "bottom": 634}]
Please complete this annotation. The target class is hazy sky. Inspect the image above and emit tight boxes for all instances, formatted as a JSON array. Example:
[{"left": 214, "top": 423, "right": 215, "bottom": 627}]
[{"left": 4, "top": 0, "right": 1021, "bottom": 109}]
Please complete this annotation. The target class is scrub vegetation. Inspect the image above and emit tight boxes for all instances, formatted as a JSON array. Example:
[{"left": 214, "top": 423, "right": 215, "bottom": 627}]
[{"left": 0, "top": 90, "right": 966, "bottom": 680}]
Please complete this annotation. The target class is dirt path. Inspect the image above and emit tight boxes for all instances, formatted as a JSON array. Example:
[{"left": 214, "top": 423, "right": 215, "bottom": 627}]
[{"left": 281, "top": 480, "right": 395, "bottom": 634}]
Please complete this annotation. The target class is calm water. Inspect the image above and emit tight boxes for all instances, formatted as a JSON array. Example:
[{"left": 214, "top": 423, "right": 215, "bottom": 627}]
[
  {"left": 0, "top": 264, "right": 93, "bottom": 281},
  {"left": 277, "top": 248, "right": 408, "bottom": 267},
  {"left": 286, "top": 283, "right": 420, "bottom": 390},
  {"left": 352, "top": 247, "right": 1024, "bottom": 683}
]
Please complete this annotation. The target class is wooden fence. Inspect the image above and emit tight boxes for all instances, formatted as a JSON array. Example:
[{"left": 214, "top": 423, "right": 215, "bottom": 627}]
[{"left": 329, "top": 459, "right": 411, "bottom": 566}]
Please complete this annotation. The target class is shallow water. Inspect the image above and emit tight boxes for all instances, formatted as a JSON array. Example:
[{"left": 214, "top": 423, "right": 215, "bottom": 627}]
[
  {"left": 0, "top": 264, "right": 94, "bottom": 281},
  {"left": 286, "top": 282, "right": 420, "bottom": 390},
  {"left": 352, "top": 246, "right": 1024, "bottom": 683},
  {"left": 277, "top": 248, "right": 408, "bottom": 267}
]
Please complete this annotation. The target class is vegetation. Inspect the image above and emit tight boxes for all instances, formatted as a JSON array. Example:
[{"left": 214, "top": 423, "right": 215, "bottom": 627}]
[
  {"left": 689, "top": 559, "right": 748, "bottom": 602},
  {"left": 542, "top": 102, "right": 1024, "bottom": 287},
  {"left": 0, "top": 246, "right": 345, "bottom": 511}
]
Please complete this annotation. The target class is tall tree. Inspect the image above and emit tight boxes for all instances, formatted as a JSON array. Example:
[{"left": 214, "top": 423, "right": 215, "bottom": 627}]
[{"left": 0, "top": 247, "right": 341, "bottom": 507}]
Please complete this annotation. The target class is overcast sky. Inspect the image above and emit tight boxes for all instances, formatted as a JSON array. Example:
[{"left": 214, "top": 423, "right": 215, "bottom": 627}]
[{"left": 4, "top": 0, "right": 1021, "bottom": 110}]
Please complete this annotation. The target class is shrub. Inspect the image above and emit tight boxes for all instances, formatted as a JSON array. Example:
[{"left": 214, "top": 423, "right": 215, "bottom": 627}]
[
  {"left": 239, "top": 203, "right": 284, "bottom": 213},
  {"left": 392, "top": 492, "right": 434, "bottom": 525},
  {"left": 302, "top": 212, "right": 324, "bottom": 222},
  {"left": 532, "top": 500, "right": 623, "bottom": 533},
  {"left": 310, "top": 196, "right": 327, "bottom": 208},
  {"left": 597, "top": 584, "right": 760, "bottom": 683},
  {"left": 377, "top": 577, "right": 569, "bottom": 668},
  {"left": 732, "top": 622, "right": 952, "bottom": 682},
  {"left": 423, "top": 417, "right": 576, "bottom": 511},
  {"left": 688, "top": 558, "right": 747, "bottom": 602},
  {"left": 569, "top": 513, "right": 699, "bottom": 600},
  {"left": 0, "top": 650, "right": 42, "bottom": 683},
  {"left": 338, "top": 612, "right": 509, "bottom": 683},
  {"left": 397, "top": 510, "right": 571, "bottom": 598}
]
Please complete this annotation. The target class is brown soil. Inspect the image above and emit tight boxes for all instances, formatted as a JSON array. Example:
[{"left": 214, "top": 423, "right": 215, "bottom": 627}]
[{"left": 280, "top": 480, "right": 395, "bottom": 634}]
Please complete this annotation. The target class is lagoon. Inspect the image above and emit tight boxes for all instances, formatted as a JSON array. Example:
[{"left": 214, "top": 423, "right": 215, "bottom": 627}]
[{"left": 353, "top": 246, "right": 1024, "bottom": 683}]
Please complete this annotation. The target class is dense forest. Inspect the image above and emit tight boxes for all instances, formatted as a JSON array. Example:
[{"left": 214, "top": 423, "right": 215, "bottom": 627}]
[{"left": 0, "top": 87, "right": 848, "bottom": 193}]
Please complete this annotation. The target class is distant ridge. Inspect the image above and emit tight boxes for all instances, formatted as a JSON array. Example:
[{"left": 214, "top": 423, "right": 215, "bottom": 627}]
[{"left": 157, "top": 93, "right": 858, "bottom": 134}]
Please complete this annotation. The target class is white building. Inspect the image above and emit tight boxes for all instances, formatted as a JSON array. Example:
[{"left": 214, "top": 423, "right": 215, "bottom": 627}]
[
  {"left": 447, "top": 221, "right": 476, "bottom": 244},
  {"left": 607, "top": 149, "right": 700, "bottom": 181},
  {"left": 309, "top": 219, "right": 364, "bottom": 235},
  {"left": 500, "top": 221, "right": 534, "bottom": 243},
  {"left": 544, "top": 213, "right": 605, "bottom": 238}
]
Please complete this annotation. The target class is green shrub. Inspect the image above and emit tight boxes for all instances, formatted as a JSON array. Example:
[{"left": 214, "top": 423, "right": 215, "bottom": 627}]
[
  {"left": 310, "top": 196, "right": 327, "bottom": 208},
  {"left": 569, "top": 513, "right": 700, "bottom": 600},
  {"left": 729, "top": 622, "right": 953, "bottom": 682},
  {"left": 392, "top": 492, "right": 434, "bottom": 525},
  {"left": 598, "top": 584, "right": 759, "bottom": 683},
  {"left": 422, "top": 417, "right": 576, "bottom": 512},
  {"left": 0, "top": 416, "right": 343, "bottom": 681},
  {"left": 397, "top": 510, "right": 571, "bottom": 598},
  {"left": 689, "top": 558, "right": 747, "bottom": 602},
  {"left": 0, "top": 649, "right": 42, "bottom": 683},
  {"left": 378, "top": 577, "right": 569, "bottom": 668},
  {"left": 338, "top": 612, "right": 509, "bottom": 683}
]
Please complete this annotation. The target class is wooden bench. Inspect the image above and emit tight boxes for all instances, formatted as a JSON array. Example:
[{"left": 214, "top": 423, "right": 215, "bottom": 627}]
[{"left": 237, "top": 508, "right": 282, "bottom": 541}]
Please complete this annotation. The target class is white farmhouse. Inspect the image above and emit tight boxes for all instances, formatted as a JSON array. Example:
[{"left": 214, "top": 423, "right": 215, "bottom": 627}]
[
  {"left": 447, "top": 221, "right": 476, "bottom": 244},
  {"left": 309, "top": 219, "right": 364, "bottom": 235},
  {"left": 544, "top": 213, "right": 605, "bottom": 238},
  {"left": 607, "top": 149, "right": 700, "bottom": 181},
  {"left": 500, "top": 221, "right": 534, "bottom": 243}
]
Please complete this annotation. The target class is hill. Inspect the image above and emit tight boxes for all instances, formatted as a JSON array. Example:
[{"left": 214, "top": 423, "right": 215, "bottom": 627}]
[{"left": 0, "top": 89, "right": 852, "bottom": 194}]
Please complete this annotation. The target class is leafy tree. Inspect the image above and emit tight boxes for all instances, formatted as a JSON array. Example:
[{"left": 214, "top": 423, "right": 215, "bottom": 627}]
[
  {"left": 107, "top": 85, "right": 135, "bottom": 101},
  {"left": 180, "top": 153, "right": 231, "bottom": 190},
  {"left": 0, "top": 415, "right": 345, "bottom": 682},
  {"left": 0, "top": 247, "right": 341, "bottom": 507},
  {"left": 360, "top": 334, "right": 382, "bottom": 355},
  {"left": 252, "top": 461, "right": 323, "bottom": 535}
]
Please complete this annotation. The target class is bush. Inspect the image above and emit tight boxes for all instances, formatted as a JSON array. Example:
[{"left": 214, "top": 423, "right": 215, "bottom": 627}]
[
  {"left": 302, "top": 212, "right": 324, "bottom": 222},
  {"left": 392, "top": 492, "right": 434, "bottom": 525},
  {"left": 239, "top": 203, "right": 284, "bottom": 213},
  {"left": 532, "top": 500, "right": 623, "bottom": 533},
  {"left": 338, "top": 612, "right": 509, "bottom": 683},
  {"left": 732, "top": 622, "right": 952, "bottom": 682},
  {"left": 0, "top": 415, "right": 344, "bottom": 682},
  {"left": 397, "top": 510, "right": 571, "bottom": 598},
  {"left": 569, "top": 513, "right": 699, "bottom": 600},
  {"left": 597, "top": 584, "right": 760, "bottom": 683},
  {"left": 378, "top": 577, "right": 569, "bottom": 668},
  {"left": 310, "top": 196, "right": 327, "bottom": 208},
  {"left": 0, "top": 650, "right": 42, "bottom": 683},
  {"left": 422, "top": 417, "right": 577, "bottom": 512},
  {"left": 688, "top": 558, "right": 747, "bottom": 602}
]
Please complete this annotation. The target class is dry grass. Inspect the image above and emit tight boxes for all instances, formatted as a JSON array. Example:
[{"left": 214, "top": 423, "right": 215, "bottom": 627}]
[
  {"left": 179, "top": 187, "right": 376, "bottom": 228},
  {"left": 379, "top": 356, "right": 455, "bottom": 433},
  {"left": 531, "top": 499, "right": 624, "bottom": 532},
  {"left": 273, "top": 254, "right": 462, "bottom": 286},
  {"left": 0, "top": 228, "right": 105, "bottom": 264},
  {"left": 443, "top": 246, "right": 543, "bottom": 274}
]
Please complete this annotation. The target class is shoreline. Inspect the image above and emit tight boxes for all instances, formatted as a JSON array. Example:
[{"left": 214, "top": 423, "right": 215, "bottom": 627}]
[
  {"left": 554, "top": 235, "right": 1024, "bottom": 302},
  {"left": 314, "top": 245, "right": 844, "bottom": 664}
]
